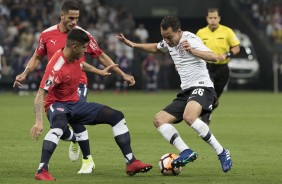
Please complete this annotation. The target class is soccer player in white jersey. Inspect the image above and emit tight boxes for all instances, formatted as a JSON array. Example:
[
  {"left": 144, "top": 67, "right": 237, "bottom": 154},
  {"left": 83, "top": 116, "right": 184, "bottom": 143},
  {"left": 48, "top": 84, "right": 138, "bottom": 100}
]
[{"left": 117, "top": 16, "right": 232, "bottom": 173}]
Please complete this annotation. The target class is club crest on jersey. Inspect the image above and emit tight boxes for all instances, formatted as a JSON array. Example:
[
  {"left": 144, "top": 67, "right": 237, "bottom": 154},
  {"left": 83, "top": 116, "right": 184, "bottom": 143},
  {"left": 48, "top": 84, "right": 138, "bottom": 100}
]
[
  {"left": 56, "top": 108, "right": 65, "bottom": 112},
  {"left": 178, "top": 46, "right": 185, "bottom": 57},
  {"left": 45, "top": 80, "right": 52, "bottom": 86}
]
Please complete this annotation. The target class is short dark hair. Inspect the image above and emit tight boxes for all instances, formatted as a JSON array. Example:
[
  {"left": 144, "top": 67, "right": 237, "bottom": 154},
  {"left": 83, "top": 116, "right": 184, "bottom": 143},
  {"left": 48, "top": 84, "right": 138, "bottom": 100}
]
[
  {"left": 160, "top": 16, "right": 181, "bottom": 32},
  {"left": 66, "top": 29, "right": 89, "bottom": 47},
  {"left": 208, "top": 8, "right": 220, "bottom": 16},
  {"left": 61, "top": 0, "right": 80, "bottom": 12}
]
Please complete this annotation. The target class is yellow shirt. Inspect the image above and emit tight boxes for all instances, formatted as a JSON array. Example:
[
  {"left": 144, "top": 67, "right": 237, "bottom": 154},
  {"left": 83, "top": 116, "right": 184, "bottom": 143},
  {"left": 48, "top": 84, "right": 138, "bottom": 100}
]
[{"left": 196, "top": 24, "right": 240, "bottom": 64}]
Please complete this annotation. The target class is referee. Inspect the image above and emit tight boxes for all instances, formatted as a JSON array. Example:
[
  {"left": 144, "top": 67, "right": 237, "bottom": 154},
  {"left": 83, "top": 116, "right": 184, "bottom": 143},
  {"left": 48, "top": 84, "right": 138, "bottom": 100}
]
[{"left": 196, "top": 8, "right": 240, "bottom": 125}]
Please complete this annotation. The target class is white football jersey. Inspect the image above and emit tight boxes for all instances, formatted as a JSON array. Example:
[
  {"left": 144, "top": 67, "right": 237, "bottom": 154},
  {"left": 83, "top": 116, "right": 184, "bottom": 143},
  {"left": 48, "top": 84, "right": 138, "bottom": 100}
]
[{"left": 157, "top": 31, "right": 214, "bottom": 90}]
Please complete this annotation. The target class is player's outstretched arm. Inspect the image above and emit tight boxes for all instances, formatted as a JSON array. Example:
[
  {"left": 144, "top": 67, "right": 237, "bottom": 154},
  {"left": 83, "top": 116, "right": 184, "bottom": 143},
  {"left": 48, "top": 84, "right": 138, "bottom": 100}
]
[
  {"left": 97, "top": 52, "right": 135, "bottom": 86},
  {"left": 122, "top": 74, "right": 135, "bottom": 86},
  {"left": 82, "top": 62, "right": 118, "bottom": 76},
  {"left": 13, "top": 53, "right": 44, "bottom": 88},
  {"left": 31, "top": 88, "right": 46, "bottom": 141},
  {"left": 116, "top": 33, "right": 159, "bottom": 53},
  {"left": 116, "top": 33, "right": 135, "bottom": 48}
]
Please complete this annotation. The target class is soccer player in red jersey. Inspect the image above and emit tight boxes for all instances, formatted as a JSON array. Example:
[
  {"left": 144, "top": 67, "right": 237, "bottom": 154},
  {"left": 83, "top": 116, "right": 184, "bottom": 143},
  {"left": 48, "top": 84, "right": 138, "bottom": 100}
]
[
  {"left": 31, "top": 28, "right": 152, "bottom": 181},
  {"left": 13, "top": 0, "right": 135, "bottom": 174}
]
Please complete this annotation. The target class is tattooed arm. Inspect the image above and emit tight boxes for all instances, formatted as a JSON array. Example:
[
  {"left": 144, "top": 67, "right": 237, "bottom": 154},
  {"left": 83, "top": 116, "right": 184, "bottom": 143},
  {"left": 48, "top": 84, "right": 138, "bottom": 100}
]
[{"left": 30, "top": 88, "right": 46, "bottom": 140}]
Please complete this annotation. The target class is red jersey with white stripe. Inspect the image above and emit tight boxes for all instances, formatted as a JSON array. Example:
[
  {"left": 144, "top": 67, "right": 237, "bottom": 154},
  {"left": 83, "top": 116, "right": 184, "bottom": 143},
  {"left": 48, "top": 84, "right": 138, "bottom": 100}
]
[
  {"left": 36, "top": 24, "right": 103, "bottom": 85},
  {"left": 40, "top": 49, "right": 82, "bottom": 111}
]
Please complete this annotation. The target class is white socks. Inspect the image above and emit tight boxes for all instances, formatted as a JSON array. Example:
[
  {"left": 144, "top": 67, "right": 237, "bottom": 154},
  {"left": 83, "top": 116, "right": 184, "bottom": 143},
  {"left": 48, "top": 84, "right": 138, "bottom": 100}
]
[
  {"left": 157, "top": 119, "right": 224, "bottom": 155},
  {"left": 158, "top": 123, "right": 189, "bottom": 152},
  {"left": 191, "top": 118, "right": 223, "bottom": 155}
]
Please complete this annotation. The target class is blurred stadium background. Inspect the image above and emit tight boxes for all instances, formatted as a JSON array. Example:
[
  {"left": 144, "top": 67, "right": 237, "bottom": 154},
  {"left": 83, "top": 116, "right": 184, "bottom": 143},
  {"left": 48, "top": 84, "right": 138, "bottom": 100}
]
[{"left": 0, "top": 0, "right": 282, "bottom": 93}]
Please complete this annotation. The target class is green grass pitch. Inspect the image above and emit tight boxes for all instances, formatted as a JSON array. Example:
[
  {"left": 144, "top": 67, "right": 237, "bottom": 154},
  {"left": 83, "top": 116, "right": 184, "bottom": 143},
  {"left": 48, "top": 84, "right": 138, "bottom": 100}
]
[{"left": 0, "top": 91, "right": 281, "bottom": 184}]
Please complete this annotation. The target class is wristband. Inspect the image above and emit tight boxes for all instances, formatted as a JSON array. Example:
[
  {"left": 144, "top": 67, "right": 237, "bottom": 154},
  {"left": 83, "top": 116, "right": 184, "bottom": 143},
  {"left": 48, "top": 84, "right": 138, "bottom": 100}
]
[{"left": 225, "top": 51, "right": 234, "bottom": 58}]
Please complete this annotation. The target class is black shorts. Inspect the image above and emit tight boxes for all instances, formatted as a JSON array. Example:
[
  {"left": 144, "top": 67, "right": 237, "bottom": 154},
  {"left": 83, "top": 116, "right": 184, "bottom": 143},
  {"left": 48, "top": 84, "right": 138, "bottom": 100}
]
[{"left": 163, "top": 87, "right": 216, "bottom": 123}]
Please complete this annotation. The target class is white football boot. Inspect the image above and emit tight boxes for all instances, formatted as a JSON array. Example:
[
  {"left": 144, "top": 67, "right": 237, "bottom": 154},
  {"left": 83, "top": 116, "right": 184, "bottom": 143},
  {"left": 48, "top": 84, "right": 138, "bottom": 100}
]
[
  {"left": 78, "top": 155, "right": 95, "bottom": 174},
  {"left": 69, "top": 142, "right": 80, "bottom": 161}
]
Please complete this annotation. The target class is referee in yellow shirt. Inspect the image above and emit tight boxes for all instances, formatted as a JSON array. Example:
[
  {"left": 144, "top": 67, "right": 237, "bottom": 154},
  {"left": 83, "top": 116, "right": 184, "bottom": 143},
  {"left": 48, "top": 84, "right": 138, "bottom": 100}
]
[{"left": 196, "top": 8, "right": 240, "bottom": 125}]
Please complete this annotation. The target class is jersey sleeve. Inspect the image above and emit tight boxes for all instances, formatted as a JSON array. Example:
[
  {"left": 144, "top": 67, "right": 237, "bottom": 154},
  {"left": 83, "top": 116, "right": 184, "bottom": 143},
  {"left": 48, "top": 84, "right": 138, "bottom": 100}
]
[
  {"left": 157, "top": 40, "right": 169, "bottom": 52},
  {"left": 188, "top": 34, "right": 211, "bottom": 52},
  {"left": 40, "top": 66, "right": 56, "bottom": 92},
  {"left": 35, "top": 32, "right": 47, "bottom": 56},
  {"left": 227, "top": 29, "right": 240, "bottom": 47},
  {"left": 87, "top": 34, "right": 103, "bottom": 58},
  {"left": 39, "top": 52, "right": 62, "bottom": 92}
]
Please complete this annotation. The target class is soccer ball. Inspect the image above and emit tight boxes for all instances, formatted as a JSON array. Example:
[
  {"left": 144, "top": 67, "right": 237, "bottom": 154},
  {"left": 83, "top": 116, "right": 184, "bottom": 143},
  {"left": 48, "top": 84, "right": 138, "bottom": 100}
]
[{"left": 159, "top": 153, "right": 182, "bottom": 176}]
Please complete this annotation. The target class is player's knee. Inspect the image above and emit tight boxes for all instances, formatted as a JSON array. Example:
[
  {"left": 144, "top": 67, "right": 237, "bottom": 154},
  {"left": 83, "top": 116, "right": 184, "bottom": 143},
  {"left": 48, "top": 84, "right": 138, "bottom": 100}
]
[
  {"left": 45, "top": 128, "right": 64, "bottom": 144},
  {"left": 60, "top": 126, "right": 74, "bottom": 141},
  {"left": 71, "top": 124, "right": 86, "bottom": 134},
  {"left": 52, "top": 114, "right": 68, "bottom": 130},
  {"left": 109, "top": 110, "right": 124, "bottom": 126},
  {"left": 183, "top": 115, "right": 196, "bottom": 125},
  {"left": 153, "top": 113, "right": 164, "bottom": 128}
]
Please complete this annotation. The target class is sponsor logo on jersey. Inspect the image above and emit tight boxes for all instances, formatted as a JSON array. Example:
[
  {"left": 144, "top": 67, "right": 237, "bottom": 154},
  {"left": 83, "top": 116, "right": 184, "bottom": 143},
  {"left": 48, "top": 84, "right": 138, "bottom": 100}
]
[{"left": 50, "top": 40, "right": 57, "bottom": 45}]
